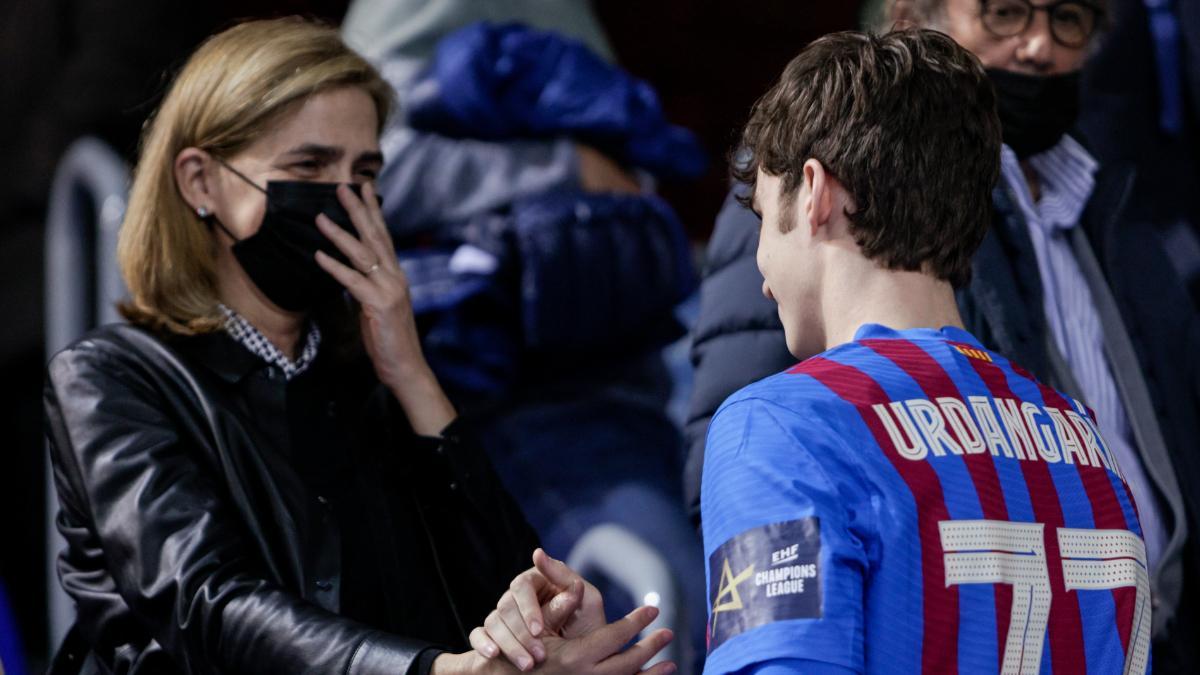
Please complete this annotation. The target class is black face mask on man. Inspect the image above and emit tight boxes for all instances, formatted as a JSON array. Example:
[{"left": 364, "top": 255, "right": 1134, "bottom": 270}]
[
  {"left": 986, "top": 68, "right": 1080, "bottom": 160},
  {"left": 203, "top": 159, "right": 378, "bottom": 312}
]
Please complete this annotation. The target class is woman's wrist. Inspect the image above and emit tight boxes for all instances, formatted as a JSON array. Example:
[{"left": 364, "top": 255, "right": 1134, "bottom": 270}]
[
  {"left": 383, "top": 360, "right": 437, "bottom": 402},
  {"left": 430, "top": 652, "right": 462, "bottom": 675},
  {"left": 386, "top": 365, "right": 457, "bottom": 437}
]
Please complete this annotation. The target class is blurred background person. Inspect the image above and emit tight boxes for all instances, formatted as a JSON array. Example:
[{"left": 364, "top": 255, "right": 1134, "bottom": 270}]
[
  {"left": 685, "top": 0, "right": 1200, "bottom": 671},
  {"left": 341, "top": 2, "right": 708, "bottom": 668},
  {"left": 1074, "top": 0, "right": 1200, "bottom": 300}
]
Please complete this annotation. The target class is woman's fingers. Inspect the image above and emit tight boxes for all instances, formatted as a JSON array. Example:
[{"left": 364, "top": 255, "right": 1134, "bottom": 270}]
[
  {"left": 533, "top": 548, "right": 606, "bottom": 637},
  {"left": 639, "top": 659, "right": 679, "bottom": 675},
  {"left": 509, "top": 571, "right": 548, "bottom": 637},
  {"left": 360, "top": 180, "right": 387, "bottom": 226},
  {"left": 314, "top": 250, "right": 380, "bottom": 304},
  {"left": 541, "top": 579, "right": 584, "bottom": 633},
  {"left": 497, "top": 591, "right": 545, "bottom": 662},
  {"left": 469, "top": 627, "right": 500, "bottom": 660},
  {"left": 532, "top": 548, "right": 581, "bottom": 590},
  {"left": 601, "top": 627, "right": 675, "bottom": 674},
  {"left": 582, "top": 606, "right": 660, "bottom": 661},
  {"left": 336, "top": 182, "right": 396, "bottom": 270},
  {"left": 484, "top": 609, "right": 538, "bottom": 672},
  {"left": 315, "top": 213, "right": 378, "bottom": 275}
]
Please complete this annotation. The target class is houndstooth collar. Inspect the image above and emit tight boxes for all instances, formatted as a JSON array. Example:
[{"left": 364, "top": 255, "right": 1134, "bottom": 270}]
[{"left": 217, "top": 304, "right": 321, "bottom": 380}]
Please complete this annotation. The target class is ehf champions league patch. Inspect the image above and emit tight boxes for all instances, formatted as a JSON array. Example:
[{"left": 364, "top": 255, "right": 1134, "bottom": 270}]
[{"left": 707, "top": 517, "right": 822, "bottom": 651}]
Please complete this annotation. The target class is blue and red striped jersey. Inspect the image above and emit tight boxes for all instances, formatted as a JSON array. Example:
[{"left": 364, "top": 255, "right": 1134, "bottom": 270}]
[{"left": 701, "top": 324, "right": 1150, "bottom": 675}]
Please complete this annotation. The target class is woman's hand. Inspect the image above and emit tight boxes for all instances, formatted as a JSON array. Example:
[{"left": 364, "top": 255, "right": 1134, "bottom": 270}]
[
  {"left": 469, "top": 549, "right": 611, "bottom": 669},
  {"left": 314, "top": 181, "right": 455, "bottom": 435},
  {"left": 434, "top": 605, "right": 675, "bottom": 675}
]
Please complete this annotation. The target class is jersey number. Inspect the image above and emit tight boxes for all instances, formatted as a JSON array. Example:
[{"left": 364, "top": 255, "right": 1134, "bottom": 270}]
[{"left": 939, "top": 520, "right": 1151, "bottom": 675}]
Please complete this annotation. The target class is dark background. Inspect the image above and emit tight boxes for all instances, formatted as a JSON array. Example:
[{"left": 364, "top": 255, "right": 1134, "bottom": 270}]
[{"left": 0, "top": 1, "right": 864, "bottom": 669}]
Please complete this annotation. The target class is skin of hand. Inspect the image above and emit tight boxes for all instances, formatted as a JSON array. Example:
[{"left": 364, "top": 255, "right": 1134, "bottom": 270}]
[
  {"left": 575, "top": 144, "right": 641, "bottom": 194},
  {"left": 433, "top": 604, "right": 676, "bottom": 675},
  {"left": 470, "top": 549, "right": 640, "bottom": 670},
  {"left": 314, "top": 181, "right": 457, "bottom": 436}
]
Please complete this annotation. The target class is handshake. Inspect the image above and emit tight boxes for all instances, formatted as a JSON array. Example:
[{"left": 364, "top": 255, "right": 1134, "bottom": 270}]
[{"left": 432, "top": 549, "right": 678, "bottom": 675}]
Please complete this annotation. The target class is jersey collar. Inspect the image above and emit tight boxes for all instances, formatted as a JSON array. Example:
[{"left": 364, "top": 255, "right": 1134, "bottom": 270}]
[{"left": 852, "top": 323, "right": 984, "bottom": 349}]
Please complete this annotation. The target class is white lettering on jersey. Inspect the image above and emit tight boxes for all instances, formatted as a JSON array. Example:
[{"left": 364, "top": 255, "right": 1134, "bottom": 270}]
[
  {"left": 1022, "top": 401, "right": 1063, "bottom": 463},
  {"left": 1047, "top": 408, "right": 1090, "bottom": 466},
  {"left": 996, "top": 398, "right": 1037, "bottom": 461},
  {"left": 938, "top": 397, "right": 986, "bottom": 454},
  {"left": 873, "top": 402, "right": 929, "bottom": 461},
  {"left": 908, "top": 399, "right": 963, "bottom": 457},
  {"left": 872, "top": 395, "right": 1128, "bottom": 481},
  {"left": 969, "top": 395, "right": 1015, "bottom": 458}
]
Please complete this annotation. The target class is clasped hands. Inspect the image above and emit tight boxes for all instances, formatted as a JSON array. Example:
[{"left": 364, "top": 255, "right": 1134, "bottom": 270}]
[{"left": 433, "top": 549, "right": 676, "bottom": 675}]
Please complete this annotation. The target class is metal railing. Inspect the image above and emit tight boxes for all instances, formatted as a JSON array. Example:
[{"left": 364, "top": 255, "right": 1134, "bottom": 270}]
[
  {"left": 43, "top": 137, "right": 130, "bottom": 652},
  {"left": 567, "top": 523, "right": 691, "bottom": 673}
]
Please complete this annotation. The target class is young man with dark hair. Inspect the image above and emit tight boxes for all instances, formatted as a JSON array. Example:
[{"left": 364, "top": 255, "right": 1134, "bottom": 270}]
[
  {"left": 701, "top": 29, "right": 1150, "bottom": 674},
  {"left": 687, "top": 1, "right": 1200, "bottom": 671}
]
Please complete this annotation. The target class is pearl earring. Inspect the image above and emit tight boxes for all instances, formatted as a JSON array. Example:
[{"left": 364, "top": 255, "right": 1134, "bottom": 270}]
[{"left": 197, "top": 206, "right": 211, "bottom": 218}]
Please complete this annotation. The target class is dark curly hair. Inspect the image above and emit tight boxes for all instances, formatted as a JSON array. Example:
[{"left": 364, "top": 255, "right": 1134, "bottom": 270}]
[{"left": 733, "top": 28, "right": 1002, "bottom": 288}]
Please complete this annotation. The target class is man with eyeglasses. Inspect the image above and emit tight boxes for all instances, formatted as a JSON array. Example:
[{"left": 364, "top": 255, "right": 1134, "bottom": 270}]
[{"left": 685, "top": 0, "right": 1200, "bottom": 671}]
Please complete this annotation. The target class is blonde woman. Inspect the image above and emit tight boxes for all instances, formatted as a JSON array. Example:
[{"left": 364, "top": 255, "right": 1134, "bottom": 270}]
[{"left": 43, "top": 18, "right": 673, "bottom": 675}]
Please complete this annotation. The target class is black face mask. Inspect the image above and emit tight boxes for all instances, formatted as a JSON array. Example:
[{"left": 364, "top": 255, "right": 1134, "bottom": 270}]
[
  {"left": 207, "top": 161, "right": 377, "bottom": 312},
  {"left": 986, "top": 68, "right": 1080, "bottom": 160}
]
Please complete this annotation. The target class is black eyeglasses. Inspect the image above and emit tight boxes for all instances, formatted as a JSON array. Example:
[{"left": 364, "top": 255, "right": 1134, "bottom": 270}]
[{"left": 980, "top": 0, "right": 1103, "bottom": 48}]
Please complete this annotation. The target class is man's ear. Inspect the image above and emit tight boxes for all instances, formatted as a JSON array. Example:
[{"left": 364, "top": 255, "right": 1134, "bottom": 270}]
[
  {"left": 175, "top": 147, "right": 216, "bottom": 213},
  {"left": 803, "top": 158, "right": 835, "bottom": 236}
]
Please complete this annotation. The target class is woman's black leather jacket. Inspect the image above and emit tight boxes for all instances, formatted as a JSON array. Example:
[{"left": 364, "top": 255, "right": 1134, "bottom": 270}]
[{"left": 43, "top": 323, "right": 539, "bottom": 674}]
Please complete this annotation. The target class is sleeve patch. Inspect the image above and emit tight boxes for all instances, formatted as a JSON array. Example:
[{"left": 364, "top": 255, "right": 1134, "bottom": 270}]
[{"left": 707, "top": 517, "right": 822, "bottom": 652}]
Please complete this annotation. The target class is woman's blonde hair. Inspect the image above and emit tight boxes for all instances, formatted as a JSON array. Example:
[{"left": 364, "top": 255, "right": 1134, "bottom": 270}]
[{"left": 118, "top": 17, "right": 394, "bottom": 334}]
